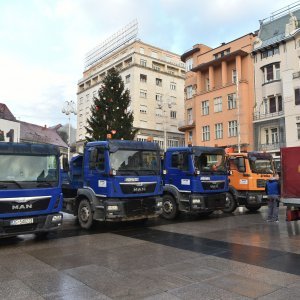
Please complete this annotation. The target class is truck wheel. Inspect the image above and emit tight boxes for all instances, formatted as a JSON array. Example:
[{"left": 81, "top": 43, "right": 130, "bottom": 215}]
[
  {"left": 161, "top": 194, "right": 178, "bottom": 220},
  {"left": 245, "top": 205, "right": 261, "bottom": 212},
  {"left": 78, "top": 199, "right": 94, "bottom": 229},
  {"left": 222, "top": 193, "right": 237, "bottom": 213}
]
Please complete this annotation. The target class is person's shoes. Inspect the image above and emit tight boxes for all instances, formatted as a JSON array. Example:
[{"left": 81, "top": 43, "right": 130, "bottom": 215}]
[{"left": 274, "top": 219, "right": 279, "bottom": 223}]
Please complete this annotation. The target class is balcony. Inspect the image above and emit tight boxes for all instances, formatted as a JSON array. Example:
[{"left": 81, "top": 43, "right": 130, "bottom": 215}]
[
  {"left": 258, "top": 142, "right": 285, "bottom": 151},
  {"left": 293, "top": 71, "right": 300, "bottom": 79},
  {"left": 178, "top": 120, "right": 195, "bottom": 132},
  {"left": 253, "top": 110, "right": 284, "bottom": 121}
]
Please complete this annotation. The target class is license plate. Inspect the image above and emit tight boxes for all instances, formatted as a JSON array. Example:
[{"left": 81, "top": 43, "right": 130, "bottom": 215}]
[{"left": 10, "top": 218, "right": 34, "bottom": 226}]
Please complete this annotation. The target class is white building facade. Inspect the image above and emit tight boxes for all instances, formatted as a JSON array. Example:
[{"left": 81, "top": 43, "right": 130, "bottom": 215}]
[
  {"left": 76, "top": 39, "right": 185, "bottom": 153},
  {"left": 253, "top": 6, "right": 300, "bottom": 159}
]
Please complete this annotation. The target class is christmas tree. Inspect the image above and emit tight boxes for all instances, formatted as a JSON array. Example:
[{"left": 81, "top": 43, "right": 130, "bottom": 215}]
[{"left": 85, "top": 68, "right": 137, "bottom": 141}]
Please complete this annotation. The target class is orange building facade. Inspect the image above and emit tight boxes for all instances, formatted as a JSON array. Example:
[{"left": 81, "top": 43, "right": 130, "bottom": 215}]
[{"left": 180, "top": 34, "right": 255, "bottom": 151}]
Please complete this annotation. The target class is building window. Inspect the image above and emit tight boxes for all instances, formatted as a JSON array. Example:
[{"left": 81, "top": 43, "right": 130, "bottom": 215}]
[
  {"left": 170, "top": 82, "right": 176, "bottom": 90},
  {"left": 271, "top": 128, "right": 279, "bottom": 143},
  {"left": 140, "top": 89, "right": 147, "bottom": 98},
  {"left": 202, "top": 125, "right": 210, "bottom": 141},
  {"left": 140, "top": 59, "right": 147, "bottom": 67},
  {"left": 202, "top": 100, "right": 209, "bottom": 115},
  {"left": 151, "top": 51, "right": 158, "bottom": 58},
  {"left": 215, "top": 123, "right": 223, "bottom": 139},
  {"left": 187, "top": 108, "right": 193, "bottom": 124},
  {"left": 186, "top": 58, "right": 193, "bottom": 71},
  {"left": 261, "top": 46, "right": 279, "bottom": 59},
  {"left": 156, "top": 78, "right": 162, "bottom": 86},
  {"left": 228, "top": 120, "right": 237, "bottom": 137},
  {"left": 188, "top": 131, "right": 193, "bottom": 142},
  {"left": 168, "top": 139, "right": 179, "bottom": 147},
  {"left": 263, "top": 63, "right": 280, "bottom": 83},
  {"left": 297, "top": 123, "right": 300, "bottom": 140},
  {"left": 278, "top": 95, "right": 283, "bottom": 111},
  {"left": 295, "top": 88, "right": 300, "bottom": 105},
  {"left": 153, "top": 64, "right": 160, "bottom": 71},
  {"left": 170, "top": 111, "right": 177, "bottom": 119},
  {"left": 170, "top": 96, "right": 176, "bottom": 105},
  {"left": 232, "top": 69, "right": 237, "bottom": 84},
  {"left": 265, "top": 129, "right": 269, "bottom": 144},
  {"left": 214, "top": 97, "right": 222, "bottom": 112},
  {"left": 125, "top": 74, "right": 130, "bottom": 83},
  {"left": 227, "top": 93, "right": 237, "bottom": 110},
  {"left": 205, "top": 78, "right": 210, "bottom": 91},
  {"left": 140, "top": 74, "right": 147, "bottom": 83},
  {"left": 140, "top": 105, "right": 147, "bottom": 114},
  {"left": 156, "top": 93, "right": 162, "bottom": 103},
  {"left": 186, "top": 86, "right": 193, "bottom": 99},
  {"left": 156, "top": 108, "right": 163, "bottom": 117}
]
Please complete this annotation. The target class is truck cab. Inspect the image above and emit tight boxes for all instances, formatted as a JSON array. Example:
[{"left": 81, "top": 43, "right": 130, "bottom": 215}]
[
  {"left": 0, "top": 143, "right": 63, "bottom": 238},
  {"left": 63, "top": 140, "right": 163, "bottom": 228},
  {"left": 224, "top": 151, "right": 274, "bottom": 213},
  {"left": 161, "top": 146, "right": 228, "bottom": 219}
]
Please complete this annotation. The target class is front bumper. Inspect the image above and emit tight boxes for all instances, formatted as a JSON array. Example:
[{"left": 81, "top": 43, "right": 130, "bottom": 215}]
[
  {"left": 0, "top": 213, "right": 63, "bottom": 238},
  {"left": 94, "top": 196, "right": 162, "bottom": 221},
  {"left": 237, "top": 192, "right": 268, "bottom": 206},
  {"left": 187, "top": 193, "right": 227, "bottom": 212}
]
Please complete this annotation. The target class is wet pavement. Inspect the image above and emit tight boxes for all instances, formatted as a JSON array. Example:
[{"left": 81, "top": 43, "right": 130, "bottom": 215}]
[{"left": 0, "top": 206, "right": 299, "bottom": 299}]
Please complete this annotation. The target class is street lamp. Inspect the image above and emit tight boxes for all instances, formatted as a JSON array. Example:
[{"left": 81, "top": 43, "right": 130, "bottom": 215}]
[{"left": 62, "top": 100, "right": 77, "bottom": 161}]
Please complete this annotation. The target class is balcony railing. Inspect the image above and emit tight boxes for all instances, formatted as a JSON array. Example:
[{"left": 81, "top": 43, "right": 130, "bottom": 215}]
[
  {"left": 258, "top": 142, "right": 285, "bottom": 151},
  {"left": 253, "top": 110, "right": 284, "bottom": 121}
]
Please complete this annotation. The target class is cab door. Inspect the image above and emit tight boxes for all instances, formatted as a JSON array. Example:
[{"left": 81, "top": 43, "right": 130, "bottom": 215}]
[
  {"left": 228, "top": 156, "right": 250, "bottom": 191},
  {"left": 166, "top": 151, "right": 192, "bottom": 192}
]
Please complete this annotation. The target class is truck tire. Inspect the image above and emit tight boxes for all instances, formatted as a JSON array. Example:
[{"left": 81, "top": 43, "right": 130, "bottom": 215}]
[
  {"left": 78, "top": 199, "right": 94, "bottom": 229},
  {"left": 161, "top": 194, "right": 178, "bottom": 220},
  {"left": 245, "top": 205, "right": 261, "bottom": 212},
  {"left": 222, "top": 193, "right": 237, "bottom": 213}
]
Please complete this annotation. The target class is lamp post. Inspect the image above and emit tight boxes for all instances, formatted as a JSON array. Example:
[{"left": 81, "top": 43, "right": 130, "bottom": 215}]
[
  {"left": 62, "top": 100, "right": 77, "bottom": 161},
  {"left": 159, "top": 96, "right": 173, "bottom": 152}
]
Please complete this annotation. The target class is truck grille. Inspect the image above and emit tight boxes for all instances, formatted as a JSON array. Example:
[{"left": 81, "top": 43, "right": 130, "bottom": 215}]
[
  {"left": 124, "top": 198, "right": 156, "bottom": 216},
  {"left": 256, "top": 179, "right": 266, "bottom": 188},
  {"left": 202, "top": 181, "right": 225, "bottom": 191},
  {"left": 120, "top": 182, "right": 156, "bottom": 194},
  {"left": 0, "top": 196, "right": 51, "bottom": 214}
]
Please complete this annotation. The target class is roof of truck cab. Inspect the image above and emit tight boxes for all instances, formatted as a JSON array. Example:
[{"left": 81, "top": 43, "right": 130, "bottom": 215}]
[
  {"left": 166, "top": 146, "right": 225, "bottom": 154},
  {"left": 0, "top": 142, "right": 60, "bottom": 155},
  {"left": 86, "top": 140, "right": 161, "bottom": 151}
]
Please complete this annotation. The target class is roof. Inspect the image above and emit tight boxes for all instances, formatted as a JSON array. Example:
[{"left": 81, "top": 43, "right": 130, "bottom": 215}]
[
  {"left": 255, "top": 9, "right": 300, "bottom": 50},
  {"left": 19, "top": 121, "right": 68, "bottom": 148},
  {"left": 0, "top": 103, "right": 16, "bottom": 121}
]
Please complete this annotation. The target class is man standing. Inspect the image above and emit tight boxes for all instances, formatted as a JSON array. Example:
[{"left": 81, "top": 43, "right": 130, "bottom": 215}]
[{"left": 265, "top": 173, "right": 281, "bottom": 222}]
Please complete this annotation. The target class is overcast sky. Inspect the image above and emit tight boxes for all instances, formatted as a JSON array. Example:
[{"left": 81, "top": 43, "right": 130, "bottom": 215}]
[{"left": 0, "top": 0, "right": 296, "bottom": 127}]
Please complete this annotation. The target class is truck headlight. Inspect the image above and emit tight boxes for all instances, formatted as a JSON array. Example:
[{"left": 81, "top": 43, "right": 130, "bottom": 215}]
[
  {"left": 157, "top": 201, "right": 163, "bottom": 207},
  {"left": 52, "top": 215, "right": 62, "bottom": 222},
  {"left": 192, "top": 199, "right": 201, "bottom": 204},
  {"left": 107, "top": 205, "right": 119, "bottom": 211}
]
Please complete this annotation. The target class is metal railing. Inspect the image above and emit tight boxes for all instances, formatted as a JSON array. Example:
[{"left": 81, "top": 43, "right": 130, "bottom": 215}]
[{"left": 253, "top": 110, "right": 284, "bottom": 121}]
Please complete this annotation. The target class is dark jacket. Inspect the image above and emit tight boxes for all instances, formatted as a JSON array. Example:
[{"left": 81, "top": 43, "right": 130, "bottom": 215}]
[{"left": 265, "top": 179, "right": 281, "bottom": 196}]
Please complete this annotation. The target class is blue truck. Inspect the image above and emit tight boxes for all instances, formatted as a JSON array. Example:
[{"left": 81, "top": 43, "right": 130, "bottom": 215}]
[
  {"left": 161, "top": 146, "right": 228, "bottom": 219},
  {"left": 0, "top": 142, "right": 63, "bottom": 238},
  {"left": 62, "top": 140, "right": 163, "bottom": 229}
]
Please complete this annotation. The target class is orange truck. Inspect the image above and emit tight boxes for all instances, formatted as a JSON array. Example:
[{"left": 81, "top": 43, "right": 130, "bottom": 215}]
[
  {"left": 281, "top": 146, "right": 300, "bottom": 221},
  {"left": 224, "top": 151, "right": 275, "bottom": 213}
]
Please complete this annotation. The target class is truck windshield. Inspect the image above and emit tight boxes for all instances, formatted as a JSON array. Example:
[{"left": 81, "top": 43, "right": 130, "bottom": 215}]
[
  {"left": 194, "top": 153, "right": 226, "bottom": 174},
  {"left": 249, "top": 158, "right": 273, "bottom": 174},
  {"left": 110, "top": 150, "right": 160, "bottom": 175},
  {"left": 0, "top": 154, "right": 59, "bottom": 188}
]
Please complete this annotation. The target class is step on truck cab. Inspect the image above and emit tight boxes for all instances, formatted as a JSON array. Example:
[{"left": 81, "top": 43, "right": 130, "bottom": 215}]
[
  {"left": 0, "top": 142, "right": 63, "bottom": 238},
  {"left": 62, "top": 140, "right": 163, "bottom": 229},
  {"left": 161, "top": 146, "right": 229, "bottom": 219},
  {"left": 224, "top": 151, "right": 275, "bottom": 213}
]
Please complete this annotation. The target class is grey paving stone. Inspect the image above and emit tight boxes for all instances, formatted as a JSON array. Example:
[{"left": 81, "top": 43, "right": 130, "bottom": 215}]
[
  {"left": 0, "top": 252, "right": 56, "bottom": 277},
  {"left": 0, "top": 279, "right": 44, "bottom": 300},
  {"left": 43, "top": 285, "right": 112, "bottom": 300},
  {"left": 20, "top": 270, "right": 85, "bottom": 295},
  {"left": 142, "top": 292, "right": 182, "bottom": 300},
  {"left": 64, "top": 264, "right": 163, "bottom": 299},
  {"left": 258, "top": 286, "right": 300, "bottom": 300},
  {"left": 0, "top": 265, "right": 16, "bottom": 282},
  {"left": 169, "top": 282, "right": 251, "bottom": 300},
  {"left": 205, "top": 273, "right": 281, "bottom": 298}
]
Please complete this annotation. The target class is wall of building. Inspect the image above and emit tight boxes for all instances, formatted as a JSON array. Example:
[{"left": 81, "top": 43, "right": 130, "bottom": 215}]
[{"left": 0, "top": 119, "right": 20, "bottom": 142}]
